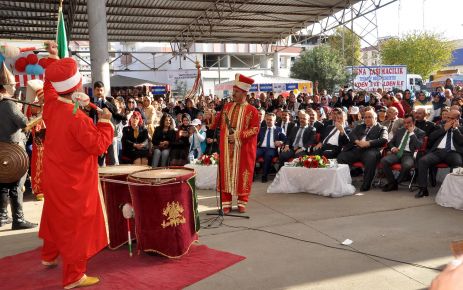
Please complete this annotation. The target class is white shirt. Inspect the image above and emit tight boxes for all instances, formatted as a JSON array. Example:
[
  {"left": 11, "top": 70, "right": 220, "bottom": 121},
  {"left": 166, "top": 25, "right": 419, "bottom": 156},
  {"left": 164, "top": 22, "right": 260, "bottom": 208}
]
[
  {"left": 437, "top": 130, "right": 455, "bottom": 151},
  {"left": 324, "top": 127, "right": 340, "bottom": 146},
  {"left": 261, "top": 126, "right": 276, "bottom": 149}
]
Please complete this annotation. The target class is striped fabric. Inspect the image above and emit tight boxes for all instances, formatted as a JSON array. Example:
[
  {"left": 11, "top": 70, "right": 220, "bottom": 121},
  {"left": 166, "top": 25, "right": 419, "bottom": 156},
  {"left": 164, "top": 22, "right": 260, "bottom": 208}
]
[{"left": 14, "top": 74, "right": 44, "bottom": 88}]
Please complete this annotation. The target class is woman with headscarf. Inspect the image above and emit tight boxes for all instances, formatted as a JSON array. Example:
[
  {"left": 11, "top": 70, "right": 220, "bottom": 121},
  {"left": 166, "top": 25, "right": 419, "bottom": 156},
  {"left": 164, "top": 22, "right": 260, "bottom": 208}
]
[
  {"left": 401, "top": 89, "right": 414, "bottom": 115},
  {"left": 121, "top": 111, "right": 150, "bottom": 165}
]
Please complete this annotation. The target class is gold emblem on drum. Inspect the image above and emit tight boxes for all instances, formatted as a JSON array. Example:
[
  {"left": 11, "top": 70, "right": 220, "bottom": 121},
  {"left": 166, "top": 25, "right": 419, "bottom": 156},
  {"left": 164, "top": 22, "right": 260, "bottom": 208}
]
[{"left": 161, "top": 201, "right": 186, "bottom": 228}]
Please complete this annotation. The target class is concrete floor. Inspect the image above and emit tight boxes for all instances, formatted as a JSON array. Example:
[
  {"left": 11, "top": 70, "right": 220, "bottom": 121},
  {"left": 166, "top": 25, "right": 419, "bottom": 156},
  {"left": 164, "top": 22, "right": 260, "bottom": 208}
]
[{"left": 1, "top": 177, "right": 461, "bottom": 290}]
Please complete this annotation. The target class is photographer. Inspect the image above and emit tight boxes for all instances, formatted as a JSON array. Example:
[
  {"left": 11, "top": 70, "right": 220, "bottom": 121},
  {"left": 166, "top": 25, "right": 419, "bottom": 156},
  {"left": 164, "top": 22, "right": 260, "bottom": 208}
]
[
  {"left": 169, "top": 113, "right": 191, "bottom": 166},
  {"left": 188, "top": 119, "right": 207, "bottom": 160}
]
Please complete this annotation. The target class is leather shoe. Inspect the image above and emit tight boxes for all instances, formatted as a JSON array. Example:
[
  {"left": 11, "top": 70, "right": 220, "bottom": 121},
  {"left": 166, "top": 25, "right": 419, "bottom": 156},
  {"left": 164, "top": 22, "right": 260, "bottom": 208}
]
[
  {"left": 415, "top": 188, "right": 429, "bottom": 198},
  {"left": 261, "top": 176, "right": 268, "bottom": 183},
  {"left": 382, "top": 183, "right": 398, "bottom": 192},
  {"left": 222, "top": 207, "right": 231, "bottom": 214},
  {"left": 12, "top": 220, "right": 38, "bottom": 230},
  {"left": 238, "top": 206, "right": 246, "bottom": 213}
]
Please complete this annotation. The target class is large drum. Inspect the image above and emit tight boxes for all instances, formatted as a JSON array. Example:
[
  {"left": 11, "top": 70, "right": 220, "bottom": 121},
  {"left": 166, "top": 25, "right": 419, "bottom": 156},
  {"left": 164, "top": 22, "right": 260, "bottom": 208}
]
[
  {"left": 128, "top": 167, "right": 200, "bottom": 258},
  {"left": 98, "top": 165, "right": 150, "bottom": 249}
]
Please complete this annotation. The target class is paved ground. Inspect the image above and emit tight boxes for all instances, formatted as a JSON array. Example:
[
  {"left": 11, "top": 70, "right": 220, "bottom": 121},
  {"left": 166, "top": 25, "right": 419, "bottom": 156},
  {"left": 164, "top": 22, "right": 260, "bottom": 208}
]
[{"left": 1, "top": 176, "right": 461, "bottom": 290}]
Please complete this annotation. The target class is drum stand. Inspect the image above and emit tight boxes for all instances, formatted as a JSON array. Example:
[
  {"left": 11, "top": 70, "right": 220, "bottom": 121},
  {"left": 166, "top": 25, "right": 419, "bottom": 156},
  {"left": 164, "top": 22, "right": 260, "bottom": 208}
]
[{"left": 206, "top": 106, "right": 249, "bottom": 225}]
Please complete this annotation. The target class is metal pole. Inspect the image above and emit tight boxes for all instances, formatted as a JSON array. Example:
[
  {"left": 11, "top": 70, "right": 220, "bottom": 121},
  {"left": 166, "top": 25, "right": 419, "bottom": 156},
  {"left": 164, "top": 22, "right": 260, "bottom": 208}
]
[{"left": 87, "top": 0, "right": 111, "bottom": 96}]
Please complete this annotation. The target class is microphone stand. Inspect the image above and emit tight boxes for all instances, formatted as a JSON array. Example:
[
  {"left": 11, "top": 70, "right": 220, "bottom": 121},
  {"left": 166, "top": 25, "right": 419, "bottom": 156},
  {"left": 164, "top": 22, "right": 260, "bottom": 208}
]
[{"left": 207, "top": 99, "right": 249, "bottom": 224}]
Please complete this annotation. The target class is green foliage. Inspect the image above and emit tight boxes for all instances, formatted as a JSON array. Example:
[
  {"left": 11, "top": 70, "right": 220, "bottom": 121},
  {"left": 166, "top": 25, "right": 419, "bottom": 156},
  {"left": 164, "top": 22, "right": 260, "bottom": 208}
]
[
  {"left": 380, "top": 31, "right": 454, "bottom": 78},
  {"left": 328, "top": 27, "right": 361, "bottom": 66},
  {"left": 290, "top": 45, "right": 349, "bottom": 92}
]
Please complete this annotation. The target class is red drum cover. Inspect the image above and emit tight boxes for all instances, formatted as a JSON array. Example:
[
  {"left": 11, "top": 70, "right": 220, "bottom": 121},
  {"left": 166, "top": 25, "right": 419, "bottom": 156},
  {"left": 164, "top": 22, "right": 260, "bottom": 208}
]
[
  {"left": 99, "top": 165, "right": 149, "bottom": 249},
  {"left": 128, "top": 167, "right": 199, "bottom": 258}
]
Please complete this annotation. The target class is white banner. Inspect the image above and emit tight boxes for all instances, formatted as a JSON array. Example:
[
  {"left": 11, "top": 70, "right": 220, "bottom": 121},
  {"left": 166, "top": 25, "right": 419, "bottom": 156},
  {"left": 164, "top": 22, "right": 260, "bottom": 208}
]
[{"left": 349, "top": 65, "right": 407, "bottom": 92}]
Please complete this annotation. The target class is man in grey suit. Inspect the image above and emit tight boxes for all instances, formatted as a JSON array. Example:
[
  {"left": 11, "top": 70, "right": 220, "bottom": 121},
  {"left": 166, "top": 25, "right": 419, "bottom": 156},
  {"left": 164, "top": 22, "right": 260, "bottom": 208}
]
[
  {"left": 380, "top": 114, "right": 425, "bottom": 191},
  {"left": 337, "top": 110, "right": 388, "bottom": 191},
  {"left": 0, "top": 63, "right": 37, "bottom": 230},
  {"left": 415, "top": 110, "right": 463, "bottom": 198},
  {"left": 381, "top": 106, "right": 404, "bottom": 141}
]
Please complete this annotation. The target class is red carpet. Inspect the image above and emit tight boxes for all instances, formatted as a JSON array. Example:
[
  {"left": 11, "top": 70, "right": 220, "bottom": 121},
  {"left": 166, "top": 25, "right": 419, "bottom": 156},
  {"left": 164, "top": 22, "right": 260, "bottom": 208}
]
[{"left": 0, "top": 244, "right": 245, "bottom": 290}]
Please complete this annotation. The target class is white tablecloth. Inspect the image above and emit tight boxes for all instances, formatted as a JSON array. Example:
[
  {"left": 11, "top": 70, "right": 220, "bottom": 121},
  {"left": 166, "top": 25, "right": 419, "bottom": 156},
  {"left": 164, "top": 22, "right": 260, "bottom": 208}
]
[
  {"left": 436, "top": 173, "right": 463, "bottom": 210},
  {"left": 267, "top": 164, "right": 356, "bottom": 197},
  {"left": 184, "top": 164, "right": 217, "bottom": 190}
]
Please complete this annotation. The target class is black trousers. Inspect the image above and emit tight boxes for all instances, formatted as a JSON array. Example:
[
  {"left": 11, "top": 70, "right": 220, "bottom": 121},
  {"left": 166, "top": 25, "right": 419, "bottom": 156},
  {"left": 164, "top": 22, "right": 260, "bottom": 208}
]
[
  {"left": 0, "top": 179, "right": 24, "bottom": 222},
  {"left": 313, "top": 144, "right": 341, "bottom": 159},
  {"left": 256, "top": 147, "right": 278, "bottom": 177},
  {"left": 380, "top": 152, "right": 415, "bottom": 184},
  {"left": 337, "top": 148, "right": 381, "bottom": 188},
  {"left": 417, "top": 149, "right": 463, "bottom": 188}
]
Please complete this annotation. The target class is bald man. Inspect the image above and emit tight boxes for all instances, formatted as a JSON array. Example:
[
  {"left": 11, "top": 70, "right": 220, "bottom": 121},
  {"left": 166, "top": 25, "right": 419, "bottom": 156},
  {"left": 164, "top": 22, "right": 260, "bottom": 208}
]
[{"left": 416, "top": 110, "right": 463, "bottom": 198}]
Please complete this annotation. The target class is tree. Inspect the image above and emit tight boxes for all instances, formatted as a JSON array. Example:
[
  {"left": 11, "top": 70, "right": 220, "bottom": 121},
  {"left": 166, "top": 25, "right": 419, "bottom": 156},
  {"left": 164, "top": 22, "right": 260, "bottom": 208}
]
[
  {"left": 291, "top": 45, "right": 349, "bottom": 92},
  {"left": 328, "top": 27, "right": 361, "bottom": 67},
  {"left": 380, "top": 31, "right": 454, "bottom": 79}
]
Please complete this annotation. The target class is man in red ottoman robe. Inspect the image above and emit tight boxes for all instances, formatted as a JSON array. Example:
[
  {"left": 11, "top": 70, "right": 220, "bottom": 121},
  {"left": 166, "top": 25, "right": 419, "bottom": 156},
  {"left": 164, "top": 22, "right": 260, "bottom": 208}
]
[
  {"left": 39, "top": 58, "right": 114, "bottom": 289},
  {"left": 211, "top": 73, "right": 260, "bottom": 213}
]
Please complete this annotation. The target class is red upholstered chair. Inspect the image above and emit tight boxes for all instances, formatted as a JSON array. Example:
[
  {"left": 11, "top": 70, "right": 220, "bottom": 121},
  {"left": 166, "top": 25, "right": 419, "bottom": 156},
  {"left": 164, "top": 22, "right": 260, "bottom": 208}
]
[{"left": 351, "top": 143, "right": 388, "bottom": 187}]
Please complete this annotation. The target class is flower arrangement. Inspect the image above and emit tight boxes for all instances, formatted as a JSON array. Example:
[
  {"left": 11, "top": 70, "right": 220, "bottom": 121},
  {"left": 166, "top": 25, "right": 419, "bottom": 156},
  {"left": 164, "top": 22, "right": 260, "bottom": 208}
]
[
  {"left": 195, "top": 153, "right": 219, "bottom": 166},
  {"left": 294, "top": 155, "right": 329, "bottom": 168}
]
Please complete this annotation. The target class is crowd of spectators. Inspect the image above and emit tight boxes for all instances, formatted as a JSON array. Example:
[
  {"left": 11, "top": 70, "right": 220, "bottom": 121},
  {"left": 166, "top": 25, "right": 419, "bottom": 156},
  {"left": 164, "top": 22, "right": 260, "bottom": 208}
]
[{"left": 95, "top": 79, "right": 463, "bottom": 196}]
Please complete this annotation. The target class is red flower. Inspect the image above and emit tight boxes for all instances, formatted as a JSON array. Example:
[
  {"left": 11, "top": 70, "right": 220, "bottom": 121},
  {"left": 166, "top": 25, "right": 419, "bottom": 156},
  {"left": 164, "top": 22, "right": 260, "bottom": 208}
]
[
  {"left": 303, "top": 160, "right": 310, "bottom": 168},
  {"left": 311, "top": 160, "right": 319, "bottom": 168}
]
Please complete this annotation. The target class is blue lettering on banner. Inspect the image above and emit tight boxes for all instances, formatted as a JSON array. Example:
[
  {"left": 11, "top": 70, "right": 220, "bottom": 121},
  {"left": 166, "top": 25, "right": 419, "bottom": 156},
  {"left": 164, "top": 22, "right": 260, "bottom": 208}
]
[
  {"left": 250, "top": 84, "right": 258, "bottom": 92},
  {"left": 151, "top": 86, "right": 166, "bottom": 94},
  {"left": 259, "top": 83, "right": 273, "bottom": 92},
  {"left": 286, "top": 83, "right": 298, "bottom": 90}
]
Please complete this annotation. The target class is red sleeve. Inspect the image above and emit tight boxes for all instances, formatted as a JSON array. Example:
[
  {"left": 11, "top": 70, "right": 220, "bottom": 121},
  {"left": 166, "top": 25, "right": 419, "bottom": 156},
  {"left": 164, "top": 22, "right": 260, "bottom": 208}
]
[
  {"left": 394, "top": 102, "right": 405, "bottom": 118},
  {"left": 71, "top": 114, "right": 114, "bottom": 156},
  {"left": 238, "top": 106, "right": 260, "bottom": 141},
  {"left": 209, "top": 111, "right": 221, "bottom": 130},
  {"left": 43, "top": 79, "right": 58, "bottom": 103}
]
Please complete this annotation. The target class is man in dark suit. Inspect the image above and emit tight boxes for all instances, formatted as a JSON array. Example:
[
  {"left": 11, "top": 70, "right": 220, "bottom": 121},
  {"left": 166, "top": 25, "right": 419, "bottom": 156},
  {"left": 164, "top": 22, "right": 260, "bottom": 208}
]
[
  {"left": 256, "top": 113, "right": 286, "bottom": 182},
  {"left": 312, "top": 108, "right": 350, "bottom": 158},
  {"left": 380, "top": 114, "right": 425, "bottom": 191},
  {"left": 337, "top": 110, "right": 388, "bottom": 191},
  {"left": 415, "top": 110, "right": 463, "bottom": 198},
  {"left": 276, "top": 109, "right": 295, "bottom": 135},
  {"left": 279, "top": 112, "right": 317, "bottom": 167},
  {"left": 414, "top": 108, "right": 436, "bottom": 137},
  {"left": 307, "top": 108, "right": 324, "bottom": 133}
]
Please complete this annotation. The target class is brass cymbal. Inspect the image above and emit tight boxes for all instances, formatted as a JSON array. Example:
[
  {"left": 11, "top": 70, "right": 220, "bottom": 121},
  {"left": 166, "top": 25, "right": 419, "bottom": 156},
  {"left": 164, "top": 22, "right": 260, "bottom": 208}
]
[{"left": 0, "top": 142, "right": 29, "bottom": 183}]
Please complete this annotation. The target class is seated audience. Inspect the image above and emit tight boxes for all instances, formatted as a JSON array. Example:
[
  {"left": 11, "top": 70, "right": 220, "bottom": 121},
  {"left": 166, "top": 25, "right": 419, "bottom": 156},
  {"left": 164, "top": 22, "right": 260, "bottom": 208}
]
[
  {"left": 121, "top": 111, "right": 150, "bottom": 165},
  {"left": 337, "top": 110, "right": 388, "bottom": 192},
  {"left": 170, "top": 113, "right": 191, "bottom": 166},
  {"left": 313, "top": 108, "right": 350, "bottom": 158},
  {"left": 381, "top": 107, "right": 404, "bottom": 141},
  {"left": 279, "top": 113, "right": 317, "bottom": 167},
  {"left": 380, "top": 114, "right": 425, "bottom": 191},
  {"left": 256, "top": 113, "right": 287, "bottom": 182},
  {"left": 415, "top": 110, "right": 463, "bottom": 198},
  {"left": 151, "top": 114, "right": 176, "bottom": 167}
]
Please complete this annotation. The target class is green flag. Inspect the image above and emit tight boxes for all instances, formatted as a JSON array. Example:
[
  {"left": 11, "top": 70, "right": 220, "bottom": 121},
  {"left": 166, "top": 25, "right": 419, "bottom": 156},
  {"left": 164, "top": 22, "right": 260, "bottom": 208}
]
[{"left": 56, "top": 5, "right": 68, "bottom": 59}]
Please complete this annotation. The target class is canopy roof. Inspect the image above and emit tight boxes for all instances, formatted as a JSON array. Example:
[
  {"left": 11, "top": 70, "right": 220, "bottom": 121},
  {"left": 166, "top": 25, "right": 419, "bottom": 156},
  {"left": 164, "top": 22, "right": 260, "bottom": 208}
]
[{"left": 0, "top": 0, "right": 360, "bottom": 43}]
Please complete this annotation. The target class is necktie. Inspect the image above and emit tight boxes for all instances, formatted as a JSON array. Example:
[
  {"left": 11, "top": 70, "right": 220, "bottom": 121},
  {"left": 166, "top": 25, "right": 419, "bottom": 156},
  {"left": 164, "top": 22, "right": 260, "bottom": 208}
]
[
  {"left": 388, "top": 120, "right": 394, "bottom": 132},
  {"left": 396, "top": 131, "right": 410, "bottom": 158},
  {"left": 445, "top": 130, "right": 453, "bottom": 152},
  {"left": 282, "top": 123, "right": 286, "bottom": 133},
  {"left": 294, "top": 128, "right": 303, "bottom": 147},
  {"left": 266, "top": 128, "right": 271, "bottom": 148},
  {"left": 364, "top": 126, "right": 371, "bottom": 138},
  {"left": 323, "top": 128, "right": 338, "bottom": 145}
]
